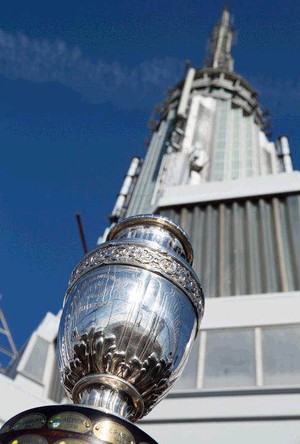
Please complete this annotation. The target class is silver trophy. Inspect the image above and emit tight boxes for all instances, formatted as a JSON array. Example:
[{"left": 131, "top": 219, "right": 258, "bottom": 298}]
[
  {"left": 0, "top": 214, "right": 204, "bottom": 444},
  {"left": 58, "top": 214, "right": 204, "bottom": 422}
]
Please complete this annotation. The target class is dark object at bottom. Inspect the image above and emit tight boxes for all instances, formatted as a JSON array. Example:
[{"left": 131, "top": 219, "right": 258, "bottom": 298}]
[{"left": 0, "top": 404, "right": 158, "bottom": 444}]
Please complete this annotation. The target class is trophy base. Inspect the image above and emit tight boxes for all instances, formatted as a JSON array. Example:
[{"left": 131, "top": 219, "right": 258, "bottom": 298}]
[{"left": 0, "top": 404, "right": 158, "bottom": 444}]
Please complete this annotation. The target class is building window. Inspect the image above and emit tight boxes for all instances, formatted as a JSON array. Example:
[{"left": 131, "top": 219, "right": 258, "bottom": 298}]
[
  {"left": 173, "top": 324, "right": 300, "bottom": 392},
  {"left": 22, "top": 336, "right": 49, "bottom": 384},
  {"left": 261, "top": 325, "right": 300, "bottom": 386},
  {"left": 203, "top": 328, "right": 256, "bottom": 389}
]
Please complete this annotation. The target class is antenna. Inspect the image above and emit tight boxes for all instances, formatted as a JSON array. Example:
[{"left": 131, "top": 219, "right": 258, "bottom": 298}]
[
  {"left": 0, "top": 295, "right": 18, "bottom": 373},
  {"left": 76, "top": 213, "right": 89, "bottom": 255},
  {"left": 205, "top": 7, "right": 235, "bottom": 71}
]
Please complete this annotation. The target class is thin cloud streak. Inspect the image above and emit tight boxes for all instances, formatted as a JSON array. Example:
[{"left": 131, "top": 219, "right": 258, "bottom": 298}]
[
  {"left": 0, "top": 28, "right": 298, "bottom": 113},
  {"left": 0, "top": 28, "right": 183, "bottom": 108}
]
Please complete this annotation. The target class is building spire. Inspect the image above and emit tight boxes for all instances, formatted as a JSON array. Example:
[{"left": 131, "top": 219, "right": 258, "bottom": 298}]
[{"left": 205, "top": 7, "right": 235, "bottom": 71}]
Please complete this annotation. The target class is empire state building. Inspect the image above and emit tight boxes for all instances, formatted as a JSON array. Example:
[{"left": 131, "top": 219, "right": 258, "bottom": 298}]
[{"left": 112, "top": 7, "right": 299, "bottom": 300}]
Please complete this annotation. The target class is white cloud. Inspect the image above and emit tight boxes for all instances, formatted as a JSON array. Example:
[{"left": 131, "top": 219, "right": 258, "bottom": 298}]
[{"left": 0, "top": 28, "right": 183, "bottom": 108}]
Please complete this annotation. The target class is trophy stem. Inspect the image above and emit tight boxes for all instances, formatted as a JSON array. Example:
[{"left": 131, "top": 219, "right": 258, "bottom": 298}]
[
  {"left": 72, "top": 373, "right": 145, "bottom": 422},
  {"left": 79, "top": 386, "right": 134, "bottom": 419}
]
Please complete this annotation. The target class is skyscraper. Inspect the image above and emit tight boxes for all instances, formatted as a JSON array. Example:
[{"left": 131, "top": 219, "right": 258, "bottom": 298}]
[
  {"left": 1, "top": 8, "right": 300, "bottom": 444},
  {"left": 113, "top": 7, "right": 298, "bottom": 301}
]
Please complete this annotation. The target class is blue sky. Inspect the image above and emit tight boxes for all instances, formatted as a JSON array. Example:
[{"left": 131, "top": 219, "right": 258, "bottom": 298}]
[{"left": 0, "top": 0, "right": 300, "bottom": 356}]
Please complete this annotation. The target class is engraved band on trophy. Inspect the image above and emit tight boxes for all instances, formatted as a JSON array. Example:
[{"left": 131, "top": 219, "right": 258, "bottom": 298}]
[{"left": 0, "top": 214, "right": 204, "bottom": 444}]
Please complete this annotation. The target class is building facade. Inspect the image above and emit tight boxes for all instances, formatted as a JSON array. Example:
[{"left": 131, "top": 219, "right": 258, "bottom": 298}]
[{"left": 1, "top": 8, "right": 300, "bottom": 444}]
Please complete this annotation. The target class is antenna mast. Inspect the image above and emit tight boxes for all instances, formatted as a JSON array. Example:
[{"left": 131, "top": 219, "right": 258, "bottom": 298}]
[
  {"left": 0, "top": 296, "right": 18, "bottom": 373},
  {"left": 76, "top": 213, "right": 89, "bottom": 255}
]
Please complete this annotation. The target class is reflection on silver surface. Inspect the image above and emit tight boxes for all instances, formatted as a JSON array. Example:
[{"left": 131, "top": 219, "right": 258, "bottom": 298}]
[{"left": 58, "top": 215, "right": 204, "bottom": 422}]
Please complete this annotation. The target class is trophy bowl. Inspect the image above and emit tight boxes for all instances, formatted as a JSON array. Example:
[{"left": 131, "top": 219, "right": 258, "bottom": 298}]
[{"left": 58, "top": 215, "right": 204, "bottom": 422}]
